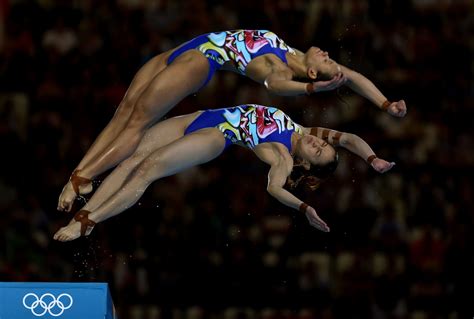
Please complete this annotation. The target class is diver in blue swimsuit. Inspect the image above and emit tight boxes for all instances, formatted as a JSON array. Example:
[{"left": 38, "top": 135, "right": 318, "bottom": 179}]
[
  {"left": 54, "top": 104, "right": 396, "bottom": 242},
  {"left": 168, "top": 30, "right": 297, "bottom": 87},
  {"left": 58, "top": 29, "right": 407, "bottom": 212},
  {"left": 184, "top": 104, "right": 305, "bottom": 151}
]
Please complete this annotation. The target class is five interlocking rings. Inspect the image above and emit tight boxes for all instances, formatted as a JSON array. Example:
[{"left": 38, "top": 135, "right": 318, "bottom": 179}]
[{"left": 22, "top": 293, "right": 73, "bottom": 317}]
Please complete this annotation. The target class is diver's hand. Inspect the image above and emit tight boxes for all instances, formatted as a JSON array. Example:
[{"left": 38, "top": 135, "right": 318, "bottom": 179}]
[
  {"left": 310, "top": 72, "right": 347, "bottom": 93},
  {"left": 386, "top": 100, "right": 407, "bottom": 117},
  {"left": 371, "top": 158, "right": 395, "bottom": 173},
  {"left": 304, "top": 206, "right": 330, "bottom": 232}
]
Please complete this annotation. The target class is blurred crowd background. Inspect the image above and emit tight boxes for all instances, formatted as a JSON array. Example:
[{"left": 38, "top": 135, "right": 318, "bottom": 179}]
[{"left": 0, "top": 0, "right": 473, "bottom": 318}]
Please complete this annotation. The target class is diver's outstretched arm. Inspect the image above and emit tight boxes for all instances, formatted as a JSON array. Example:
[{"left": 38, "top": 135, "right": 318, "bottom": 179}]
[
  {"left": 339, "top": 65, "right": 407, "bottom": 117},
  {"left": 311, "top": 127, "right": 395, "bottom": 174},
  {"left": 265, "top": 156, "right": 330, "bottom": 232}
]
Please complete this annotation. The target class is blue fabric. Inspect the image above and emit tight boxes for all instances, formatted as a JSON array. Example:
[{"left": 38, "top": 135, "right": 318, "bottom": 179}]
[
  {"left": 184, "top": 109, "right": 233, "bottom": 149},
  {"left": 248, "top": 42, "right": 288, "bottom": 64},
  {"left": 167, "top": 35, "right": 220, "bottom": 88},
  {"left": 258, "top": 124, "right": 294, "bottom": 151}
]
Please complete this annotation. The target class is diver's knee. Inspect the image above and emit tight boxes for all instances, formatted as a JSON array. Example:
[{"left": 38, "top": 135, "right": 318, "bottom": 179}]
[
  {"left": 125, "top": 109, "right": 151, "bottom": 132},
  {"left": 113, "top": 98, "right": 135, "bottom": 119},
  {"left": 117, "top": 153, "right": 142, "bottom": 171},
  {"left": 129, "top": 98, "right": 157, "bottom": 127},
  {"left": 135, "top": 157, "right": 165, "bottom": 183}
]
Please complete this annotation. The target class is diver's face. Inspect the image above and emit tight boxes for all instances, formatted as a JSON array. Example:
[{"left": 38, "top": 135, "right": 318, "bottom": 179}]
[
  {"left": 299, "top": 135, "right": 336, "bottom": 166},
  {"left": 306, "top": 47, "right": 339, "bottom": 79},
  {"left": 307, "top": 47, "right": 329, "bottom": 59}
]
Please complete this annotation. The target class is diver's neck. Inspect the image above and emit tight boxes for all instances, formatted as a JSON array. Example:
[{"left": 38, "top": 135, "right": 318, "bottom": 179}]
[
  {"left": 290, "top": 133, "right": 303, "bottom": 157},
  {"left": 286, "top": 53, "right": 308, "bottom": 79}
]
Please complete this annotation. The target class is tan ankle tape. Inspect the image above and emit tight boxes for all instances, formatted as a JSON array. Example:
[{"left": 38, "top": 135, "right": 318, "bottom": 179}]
[
  {"left": 73, "top": 210, "right": 96, "bottom": 237},
  {"left": 70, "top": 170, "right": 92, "bottom": 195}
]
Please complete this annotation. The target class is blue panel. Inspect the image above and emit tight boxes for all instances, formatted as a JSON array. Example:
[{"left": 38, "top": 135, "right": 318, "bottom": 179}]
[{"left": 0, "top": 282, "right": 116, "bottom": 319}]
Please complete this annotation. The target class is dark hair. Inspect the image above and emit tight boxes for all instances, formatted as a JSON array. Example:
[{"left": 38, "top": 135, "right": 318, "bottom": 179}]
[
  {"left": 314, "top": 72, "right": 333, "bottom": 81},
  {"left": 287, "top": 152, "right": 339, "bottom": 191}
]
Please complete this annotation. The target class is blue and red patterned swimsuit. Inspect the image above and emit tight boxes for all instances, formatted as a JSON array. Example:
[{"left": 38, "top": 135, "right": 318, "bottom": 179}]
[
  {"left": 185, "top": 104, "right": 304, "bottom": 152},
  {"left": 167, "top": 30, "right": 296, "bottom": 87}
]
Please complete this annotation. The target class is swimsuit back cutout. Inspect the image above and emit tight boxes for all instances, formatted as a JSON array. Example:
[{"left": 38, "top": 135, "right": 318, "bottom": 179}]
[
  {"left": 185, "top": 104, "right": 304, "bottom": 152},
  {"left": 168, "top": 30, "right": 296, "bottom": 80}
]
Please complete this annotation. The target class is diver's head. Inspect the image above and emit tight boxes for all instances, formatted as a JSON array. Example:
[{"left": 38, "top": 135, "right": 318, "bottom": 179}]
[
  {"left": 289, "top": 135, "right": 339, "bottom": 191},
  {"left": 304, "top": 46, "right": 341, "bottom": 81}
]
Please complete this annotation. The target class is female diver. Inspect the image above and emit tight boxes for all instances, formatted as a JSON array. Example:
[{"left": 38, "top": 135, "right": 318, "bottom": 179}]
[{"left": 54, "top": 104, "right": 395, "bottom": 241}]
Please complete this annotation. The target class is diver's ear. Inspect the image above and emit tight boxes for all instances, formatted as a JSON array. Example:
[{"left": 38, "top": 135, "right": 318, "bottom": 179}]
[
  {"left": 307, "top": 67, "right": 318, "bottom": 80},
  {"left": 302, "top": 160, "right": 311, "bottom": 170}
]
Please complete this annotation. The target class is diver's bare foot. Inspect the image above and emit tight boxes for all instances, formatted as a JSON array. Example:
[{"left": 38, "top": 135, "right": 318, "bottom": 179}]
[
  {"left": 57, "top": 181, "right": 93, "bottom": 212},
  {"left": 53, "top": 221, "right": 94, "bottom": 242},
  {"left": 53, "top": 220, "right": 94, "bottom": 242}
]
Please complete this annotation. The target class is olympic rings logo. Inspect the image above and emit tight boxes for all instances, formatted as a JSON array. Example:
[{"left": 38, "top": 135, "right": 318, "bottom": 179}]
[{"left": 22, "top": 293, "right": 73, "bottom": 317}]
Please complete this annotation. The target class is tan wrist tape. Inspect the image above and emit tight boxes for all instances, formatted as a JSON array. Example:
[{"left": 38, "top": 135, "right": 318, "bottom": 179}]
[
  {"left": 381, "top": 100, "right": 391, "bottom": 110},
  {"left": 367, "top": 155, "right": 377, "bottom": 164},
  {"left": 332, "top": 132, "right": 342, "bottom": 145},
  {"left": 299, "top": 202, "right": 309, "bottom": 213}
]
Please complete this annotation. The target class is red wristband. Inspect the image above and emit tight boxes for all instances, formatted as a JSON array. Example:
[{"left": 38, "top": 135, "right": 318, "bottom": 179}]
[
  {"left": 381, "top": 100, "right": 391, "bottom": 110},
  {"left": 299, "top": 202, "right": 309, "bottom": 213},
  {"left": 305, "top": 83, "right": 313, "bottom": 95},
  {"left": 367, "top": 155, "right": 377, "bottom": 164}
]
